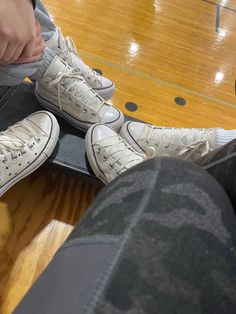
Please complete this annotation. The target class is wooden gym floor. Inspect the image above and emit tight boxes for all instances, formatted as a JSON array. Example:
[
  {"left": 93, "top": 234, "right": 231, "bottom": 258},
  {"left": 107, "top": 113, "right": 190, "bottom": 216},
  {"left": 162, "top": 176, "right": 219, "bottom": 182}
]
[{"left": 1, "top": 0, "right": 236, "bottom": 312}]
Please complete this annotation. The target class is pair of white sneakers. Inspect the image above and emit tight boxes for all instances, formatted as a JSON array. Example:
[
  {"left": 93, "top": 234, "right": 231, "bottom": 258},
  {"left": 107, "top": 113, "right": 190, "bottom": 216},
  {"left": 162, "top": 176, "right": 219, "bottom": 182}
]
[{"left": 85, "top": 122, "right": 218, "bottom": 184}]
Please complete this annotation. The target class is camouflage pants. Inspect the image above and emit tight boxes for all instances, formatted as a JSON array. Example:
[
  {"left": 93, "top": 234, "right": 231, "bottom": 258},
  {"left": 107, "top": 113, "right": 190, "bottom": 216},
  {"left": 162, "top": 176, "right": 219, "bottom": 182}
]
[{"left": 14, "top": 156, "right": 236, "bottom": 314}]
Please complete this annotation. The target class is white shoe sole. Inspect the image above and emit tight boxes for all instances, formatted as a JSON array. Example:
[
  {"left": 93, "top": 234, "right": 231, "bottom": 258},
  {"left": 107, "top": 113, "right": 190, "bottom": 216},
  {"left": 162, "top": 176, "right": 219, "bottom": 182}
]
[
  {"left": 36, "top": 90, "right": 92, "bottom": 131},
  {"left": 85, "top": 124, "right": 110, "bottom": 185},
  {"left": 119, "top": 121, "right": 145, "bottom": 154},
  {"left": 94, "top": 83, "right": 115, "bottom": 100},
  {"left": 36, "top": 89, "right": 123, "bottom": 132},
  {"left": 0, "top": 111, "right": 60, "bottom": 197}
]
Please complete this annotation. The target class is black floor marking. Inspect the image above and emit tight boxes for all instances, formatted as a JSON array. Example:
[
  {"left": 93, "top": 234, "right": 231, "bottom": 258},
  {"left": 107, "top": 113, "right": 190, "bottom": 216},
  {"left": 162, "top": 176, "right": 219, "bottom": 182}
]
[
  {"left": 216, "top": 5, "right": 220, "bottom": 32},
  {"left": 125, "top": 102, "right": 138, "bottom": 112},
  {"left": 93, "top": 68, "right": 103, "bottom": 75},
  {"left": 203, "top": 0, "right": 236, "bottom": 13},
  {"left": 175, "top": 97, "right": 186, "bottom": 106}
]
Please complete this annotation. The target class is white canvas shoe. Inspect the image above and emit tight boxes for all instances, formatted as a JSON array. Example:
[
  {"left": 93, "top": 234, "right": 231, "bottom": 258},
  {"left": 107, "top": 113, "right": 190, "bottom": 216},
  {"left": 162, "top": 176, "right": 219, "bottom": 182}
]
[
  {"left": 47, "top": 28, "right": 115, "bottom": 100},
  {"left": 36, "top": 56, "right": 124, "bottom": 132},
  {"left": 0, "top": 111, "right": 60, "bottom": 197},
  {"left": 120, "top": 121, "right": 218, "bottom": 160},
  {"left": 85, "top": 124, "right": 154, "bottom": 184}
]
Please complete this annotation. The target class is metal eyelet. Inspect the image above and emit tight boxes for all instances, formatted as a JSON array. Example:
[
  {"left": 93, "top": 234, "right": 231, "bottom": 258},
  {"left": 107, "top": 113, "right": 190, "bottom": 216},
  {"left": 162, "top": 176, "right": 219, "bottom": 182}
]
[
  {"left": 29, "top": 144, "right": 34, "bottom": 150},
  {"left": 109, "top": 164, "right": 114, "bottom": 170},
  {"left": 146, "top": 140, "right": 149, "bottom": 144},
  {"left": 2, "top": 159, "right": 7, "bottom": 164},
  {"left": 103, "top": 156, "right": 108, "bottom": 161},
  {"left": 91, "top": 113, "right": 95, "bottom": 116},
  {"left": 97, "top": 148, "right": 101, "bottom": 153},
  {"left": 36, "top": 138, "right": 41, "bottom": 143},
  {"left": 83, "top": 109, "right": 87, "bottom": 113},
  {"left": 12, "top": 156, "right": 17, "bottom": 161},
  {"left": 21, "top": 151, "right": 26, "bottom": 156}
]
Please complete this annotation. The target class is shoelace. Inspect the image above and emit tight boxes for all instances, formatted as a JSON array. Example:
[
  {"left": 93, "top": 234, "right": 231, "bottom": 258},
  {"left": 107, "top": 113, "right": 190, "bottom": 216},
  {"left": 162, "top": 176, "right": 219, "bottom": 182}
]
[
  {"left": 94, "top": 137, "right": 145, "bottom": 175},
  {"left": 145, "top": 125, "right": 212, "bottom": 148},
  {"left": 64, "top": 37, "right": 99, "bottom": 84},
  {"left": 0, "top": 122, "right": 40, "bottom": 161},
  {"left": 177, "top": 139, "right": 213, "bottom": 159},
  {"left": 49, "top": 67, "right": 105, "bottom": 114}
]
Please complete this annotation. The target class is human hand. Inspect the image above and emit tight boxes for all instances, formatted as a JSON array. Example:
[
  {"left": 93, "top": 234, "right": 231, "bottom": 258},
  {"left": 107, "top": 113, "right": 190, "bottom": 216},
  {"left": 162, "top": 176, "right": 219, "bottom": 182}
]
[
  {"left": 14, "top": 20, "right": 45, "bottom": 64},
  {"left": 0, "top": 0, "right": 44, "bottom": 65}
]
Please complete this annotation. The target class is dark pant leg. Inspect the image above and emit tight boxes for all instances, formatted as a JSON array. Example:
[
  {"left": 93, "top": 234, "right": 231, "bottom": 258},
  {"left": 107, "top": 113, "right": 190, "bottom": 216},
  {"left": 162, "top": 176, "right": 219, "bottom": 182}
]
[
  {"left": 14, "top": 158, "right": 236, "bottom": 314},
  {"left": 196, "top": 138, "right": 236, "bottom": 212},
  {"left": 0, "top": 86, "right": 18, "bottom": 109}
]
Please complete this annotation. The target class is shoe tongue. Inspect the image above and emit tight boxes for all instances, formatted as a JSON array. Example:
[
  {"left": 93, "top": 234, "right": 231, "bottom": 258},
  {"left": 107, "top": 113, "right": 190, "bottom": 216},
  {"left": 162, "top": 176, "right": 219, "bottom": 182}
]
[
  {"left": 44, "top": 56, "right": 71, "bottom": 78},
  {"left": 207, "top": 129, "right": 217, "bottom": 149}
]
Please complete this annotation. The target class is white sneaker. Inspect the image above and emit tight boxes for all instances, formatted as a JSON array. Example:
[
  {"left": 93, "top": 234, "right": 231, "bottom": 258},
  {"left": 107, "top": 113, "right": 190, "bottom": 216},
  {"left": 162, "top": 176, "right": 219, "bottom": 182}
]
[
  {"left": 0, "top": 111, "right": 60, "bottom": 197},
  {"left": 36, "top": 56, "right": 124, "bottom": 132},
  {"left": 120, "top": 121, "right": 218, "bottom": 160},
  {"left": 85, "top": 124, "right": 154, "bottom": 184},
  {"left": 47, "top": 28, "right": 115, "bottom": 100}
]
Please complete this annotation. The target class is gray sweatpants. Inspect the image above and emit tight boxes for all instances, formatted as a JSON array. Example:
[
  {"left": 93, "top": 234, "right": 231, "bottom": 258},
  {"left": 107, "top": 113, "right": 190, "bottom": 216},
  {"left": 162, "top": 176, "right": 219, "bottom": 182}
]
[{"left": 0, "top": 1, "right": 56, "bottom": 86}]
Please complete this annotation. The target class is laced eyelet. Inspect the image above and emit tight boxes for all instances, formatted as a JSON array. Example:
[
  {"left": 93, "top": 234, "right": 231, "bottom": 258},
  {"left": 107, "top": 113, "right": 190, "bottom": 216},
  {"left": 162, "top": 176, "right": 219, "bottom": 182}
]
[
  {"left": 97, "top": 148, "right": 101, "bottom": 153},
  {"left": 103, "top": 156, "right": 107, "bottom": 161},
  {"left": 116, "top": 171, "right": 120, "bottom": 176},
  {"left": 91, "top": 113, "right": 95, "bottom": 117},
  {"left": 21, "top": 151, "right": 26, "bottom": 156},
  {"left": 146, "top": 140, "right": 149, "bottom": 144},
  {"left": 109, "top": 164, "right": 114, "bottom": 170},
  {"left": 29, "top": 144, "right": 34, "bottom": 150},
  {"left": 155, "top": 143, "right": 159, "bottom": 147},
  {"left": 83, "top": 109, "right": 87, "bottom": 113},
  {"left": 2, "top": 159, "right": 7, "bottom": 164},
  {"left": 12, "top": 156, "right": 17, "bottom": 161},
  {"left": 36, "top": 138, "right": 41, "bottom": 143}
]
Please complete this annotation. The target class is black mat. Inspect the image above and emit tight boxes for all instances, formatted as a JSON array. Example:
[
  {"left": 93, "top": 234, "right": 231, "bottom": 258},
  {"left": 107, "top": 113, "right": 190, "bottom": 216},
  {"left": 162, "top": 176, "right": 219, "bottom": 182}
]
[{"left": 0, "top": 83, "right": 141, "bottom": 182}]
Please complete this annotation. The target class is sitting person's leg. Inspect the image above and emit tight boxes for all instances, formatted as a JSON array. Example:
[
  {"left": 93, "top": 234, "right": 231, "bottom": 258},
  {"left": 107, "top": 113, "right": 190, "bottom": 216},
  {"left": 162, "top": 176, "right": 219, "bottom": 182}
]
[
  {"left": 14, "top": 157, "right": 236, "bottom": 314},
  {"left": 196, "top": 138, "right": 236, "bottom": 213}
]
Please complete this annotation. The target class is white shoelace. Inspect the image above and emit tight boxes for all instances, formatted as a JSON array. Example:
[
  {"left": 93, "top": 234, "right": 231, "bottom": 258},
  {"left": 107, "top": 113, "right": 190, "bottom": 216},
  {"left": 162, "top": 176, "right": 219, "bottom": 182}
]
[
  {"left": 142, "top": 125, "right": 214, "bottom": 160},
  {"left": 177, "top": 139, "right": 213, "bottom": 159},
  {"left": 49, "top": 67, "right": 105, "bottom": 113},
  {"left": 63, "top": 37, "right": 99, "bottom": 84},
  {"left": 0, "top": 122, "right": 39, "bottom": 161},
  {"left": 94, "top": 137, "right": 145, "bottom": 175},
  {"left": 145, "top": 125, "right": 212, "bottom": 147}
]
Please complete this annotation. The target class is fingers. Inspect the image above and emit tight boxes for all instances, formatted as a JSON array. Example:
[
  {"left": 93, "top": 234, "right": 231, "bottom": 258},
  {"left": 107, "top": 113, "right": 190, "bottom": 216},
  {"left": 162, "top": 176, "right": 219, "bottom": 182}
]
[
  {"left": 14, "top": 53, "right": 44, "bottom": 64},
  {"left": 0, "top": 39, "right": 8, "bottom": 60},
  {"left": 0, "top": 18, "right": 45, "bottom": 65}
]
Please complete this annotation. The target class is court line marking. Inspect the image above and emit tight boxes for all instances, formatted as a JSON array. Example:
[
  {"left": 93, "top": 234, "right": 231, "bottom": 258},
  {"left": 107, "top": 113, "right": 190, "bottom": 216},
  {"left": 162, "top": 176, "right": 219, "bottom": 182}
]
[
  {"left": 215, "top": 5, "right": 220, "bottom": 32},
  {"left": 80, "top": 50, "right": 236, "bottom": 110},
  {"left": 203, "top": 0, "right": 236, "bottom": 13}
]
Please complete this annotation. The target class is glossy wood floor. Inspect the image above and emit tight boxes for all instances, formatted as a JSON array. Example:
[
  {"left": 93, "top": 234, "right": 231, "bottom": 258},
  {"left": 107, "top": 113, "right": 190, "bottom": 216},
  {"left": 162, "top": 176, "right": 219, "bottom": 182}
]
[{"left": 1, "top": 0, "right": 236, "bottom": 312}]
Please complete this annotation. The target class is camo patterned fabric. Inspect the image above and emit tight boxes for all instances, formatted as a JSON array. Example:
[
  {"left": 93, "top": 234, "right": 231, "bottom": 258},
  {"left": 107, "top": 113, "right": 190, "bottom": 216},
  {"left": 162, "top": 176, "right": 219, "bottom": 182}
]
[
  {"left": 196, "top": 138, "right": 236, "bottom": 213},
  {"left": 67, "top": 157, "right": 236, "bottom": 314}
]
